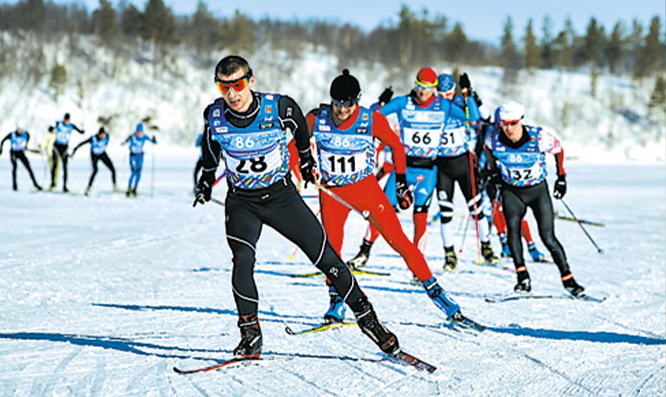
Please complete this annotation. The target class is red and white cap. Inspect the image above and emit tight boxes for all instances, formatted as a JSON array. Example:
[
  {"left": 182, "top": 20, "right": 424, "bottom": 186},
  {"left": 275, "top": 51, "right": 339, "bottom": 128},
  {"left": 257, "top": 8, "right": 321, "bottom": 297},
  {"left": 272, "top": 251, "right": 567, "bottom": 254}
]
[{"left": 498, "top": 101, "right": 525, "bottom": 122}]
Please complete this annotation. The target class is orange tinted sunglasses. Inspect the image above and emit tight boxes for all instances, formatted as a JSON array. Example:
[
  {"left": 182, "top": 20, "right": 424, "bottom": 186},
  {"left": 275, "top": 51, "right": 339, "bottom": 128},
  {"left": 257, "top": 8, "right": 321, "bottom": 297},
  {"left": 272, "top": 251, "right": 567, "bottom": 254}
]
[{"left": 215, "top": 69, "right": 253, "bottom": 94}]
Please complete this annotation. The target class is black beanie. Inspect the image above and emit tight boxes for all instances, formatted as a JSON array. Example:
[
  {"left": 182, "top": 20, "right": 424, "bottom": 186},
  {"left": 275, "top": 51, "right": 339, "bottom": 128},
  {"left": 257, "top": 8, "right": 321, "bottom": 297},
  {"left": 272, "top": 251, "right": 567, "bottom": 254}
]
[{"left": 330, "top": 69, "right": 361, "bottom": 102}]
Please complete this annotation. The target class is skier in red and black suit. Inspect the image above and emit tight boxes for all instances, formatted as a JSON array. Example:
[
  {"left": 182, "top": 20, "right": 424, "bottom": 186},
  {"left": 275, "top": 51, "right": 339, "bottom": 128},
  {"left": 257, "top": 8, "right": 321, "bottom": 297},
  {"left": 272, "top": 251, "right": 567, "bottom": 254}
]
[
  {"left": 306, "top": 69, "right": 468, "bottom": 325},
  {"left": 193, "top": 55, "right": 400, "bottom": 359}
]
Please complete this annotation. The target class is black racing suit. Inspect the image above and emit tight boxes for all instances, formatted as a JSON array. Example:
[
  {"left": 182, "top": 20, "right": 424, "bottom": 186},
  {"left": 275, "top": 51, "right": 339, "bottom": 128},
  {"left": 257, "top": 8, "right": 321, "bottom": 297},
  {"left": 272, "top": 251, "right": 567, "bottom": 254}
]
[{"left": 200, "top": 92, "right": 368, "bottom": 316}]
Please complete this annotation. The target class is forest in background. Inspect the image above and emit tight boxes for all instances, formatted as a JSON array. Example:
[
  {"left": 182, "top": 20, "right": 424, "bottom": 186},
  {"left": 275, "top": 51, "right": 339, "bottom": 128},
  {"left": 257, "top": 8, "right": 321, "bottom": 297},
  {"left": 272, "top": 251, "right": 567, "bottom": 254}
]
[{"left": 0, "top": 0, "right": 664, "bottom": 151}]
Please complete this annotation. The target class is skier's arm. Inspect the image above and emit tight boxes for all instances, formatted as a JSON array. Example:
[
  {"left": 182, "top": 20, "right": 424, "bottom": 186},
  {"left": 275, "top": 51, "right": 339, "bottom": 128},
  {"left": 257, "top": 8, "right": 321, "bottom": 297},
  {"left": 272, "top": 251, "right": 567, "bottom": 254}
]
[
  {"left": 72, "top": 124, "right": 85, "bottom": 134},
  {"left": 278, "top": 95, "right": 311, "bottom": 163},
  {"left": 539, "top": 128, "right": 566, "bottom": 176},
  {"left": 71, "top": 137, "right": 92, "bottom": 155},
  {"left": 0, "top": 133, "right": 10, "bottom": 154},
  {"left": 201, "top": 104, "right": 223, "bottom": 172},
  {"left": 371, "top": 113, "right": 406, "bottom": 175}
]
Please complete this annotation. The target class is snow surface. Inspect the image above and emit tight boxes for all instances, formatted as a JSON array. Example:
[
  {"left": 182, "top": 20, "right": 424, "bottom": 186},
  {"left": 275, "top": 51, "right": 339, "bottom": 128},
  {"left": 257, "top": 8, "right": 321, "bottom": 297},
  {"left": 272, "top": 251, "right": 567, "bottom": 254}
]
[{"left": 0, "top": 152, "right": 664, "bottom": 396}]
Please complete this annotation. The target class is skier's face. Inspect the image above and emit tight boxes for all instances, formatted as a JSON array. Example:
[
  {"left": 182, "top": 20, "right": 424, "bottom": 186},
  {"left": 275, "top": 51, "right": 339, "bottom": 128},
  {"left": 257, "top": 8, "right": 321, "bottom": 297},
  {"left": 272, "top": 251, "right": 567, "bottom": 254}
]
[
  {"left": 501, "top": 119, "right": 523, "bottom": 142},
  {"left": 415, "top": 85, "right": 436, "bottom": 103},
  {"left": 331, "top": 101, "right": 357, "bottom": 124},
  {"left": 216, "top": 68, "right": 254, "bottom": 113}
]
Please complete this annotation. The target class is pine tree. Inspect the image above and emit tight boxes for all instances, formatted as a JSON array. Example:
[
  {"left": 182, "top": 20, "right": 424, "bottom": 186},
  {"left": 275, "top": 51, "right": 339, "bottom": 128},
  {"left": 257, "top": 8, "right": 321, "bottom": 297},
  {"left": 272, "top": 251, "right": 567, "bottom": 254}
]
[
  {"left": 605, "top": 21, "right": 626, "bottom": 75},
  {"left": 447, "top": 23, "right": 468, "bottom": 65},
  {"left": 143, "top": 0, "right": 178, "bottom": 44},
  {"left": 500, "top": 17, "right": 520, "bottom": 70},
  {"left": 634, "top": 16, "right": 664, "bottom": 78},
  {"left": 93, "top": 0, "right": 119, "bottom": 42},
  {"left": 553, "top": 17, "right": 575, "bottom": 70},
  {"left": 580, "top": 17, "right": 606, "bottom": 68},
  {"left": 49, "top": 62, "right": 67, "bottom": 101},
  {"left": 648, "top": 74, "right": 666, "bottom": 117},
  {"left": 523, "top": 18, "right": 540, "bottom": 69},
  {"left": 540, "top": 15, "right": 554, "bottom": 69}
]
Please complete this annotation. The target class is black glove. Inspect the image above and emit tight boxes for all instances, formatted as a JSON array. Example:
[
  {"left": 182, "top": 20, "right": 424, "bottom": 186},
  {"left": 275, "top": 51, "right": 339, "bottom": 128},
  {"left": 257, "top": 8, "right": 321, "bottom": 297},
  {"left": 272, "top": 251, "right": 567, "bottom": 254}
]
[
  {"left": 459, "top": 73, "right": 471, "bottom": 91},
  {"left": 553, "top": 174, "right": 567, "bottom": 199},
  {"left": 471, "top": 91, "right": 483, "bottom": 107},
  {"left": 395, "top": 173, "right": 414, "bottom": 210},
  {"left": 378, "top": 86, "right": 393, "bottom": 106},
  {"left": 193, "top": 171, "right": 215, "bottom": 207},
  {"left": 299, "top": 150, "right": 319, "bottom": 188},
  {"left": 486, "top": 173, "right": 502, "bottom": 200}
]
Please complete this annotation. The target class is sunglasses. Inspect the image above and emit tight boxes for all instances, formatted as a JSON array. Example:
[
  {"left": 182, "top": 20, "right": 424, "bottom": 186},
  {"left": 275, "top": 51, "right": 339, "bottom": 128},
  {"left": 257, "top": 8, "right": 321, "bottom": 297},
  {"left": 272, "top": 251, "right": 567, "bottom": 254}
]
[
  {"left": 414, "top": 79, "right": 437, "bottom": 90},
  {"left": 214, "top": 69, "right": 253, "bottom": 94},
  {"left": 331, "top": 98, "right": 359, "bottom": 108},
  {"left": 501, "top": 119, "right": 521, "bottom": 126}
]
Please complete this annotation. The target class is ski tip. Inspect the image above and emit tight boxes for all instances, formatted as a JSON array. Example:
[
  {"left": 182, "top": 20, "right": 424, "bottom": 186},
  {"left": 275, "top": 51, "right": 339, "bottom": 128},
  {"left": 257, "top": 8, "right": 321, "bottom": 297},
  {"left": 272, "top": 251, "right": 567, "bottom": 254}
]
[{"left": 285, "top": 326, "right": 296, "bottom": 335}]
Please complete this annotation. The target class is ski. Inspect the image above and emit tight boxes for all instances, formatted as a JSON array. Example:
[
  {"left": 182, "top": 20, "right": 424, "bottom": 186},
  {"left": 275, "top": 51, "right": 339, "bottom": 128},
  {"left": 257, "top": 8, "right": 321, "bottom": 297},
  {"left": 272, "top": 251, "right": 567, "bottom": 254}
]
[
  {"left": 449, "top": 312, "right": 486, "bottom": 332},
  {"left": 174, "top": 357, "right": 275, "bottom": 374},
  {"left": 290, "top": 269, "right": 390, "bottom": 278},
  {"left": 285, "top": 321, "right": 357, "bottom": 336},
  {"left": 485, "top": 292, "right": 607, "bottom": 303},
  {"left": 485, "top": 293, "right": 556, "bottom": 303},
  {"left": 569, "top": 293, "right": 607, "bottom": 303},
  {"left": 389, "top": 350, "right": 437, "bottom": 373},
  {"left": 554, "top": 211, "right": 605, "bottom": 227}
]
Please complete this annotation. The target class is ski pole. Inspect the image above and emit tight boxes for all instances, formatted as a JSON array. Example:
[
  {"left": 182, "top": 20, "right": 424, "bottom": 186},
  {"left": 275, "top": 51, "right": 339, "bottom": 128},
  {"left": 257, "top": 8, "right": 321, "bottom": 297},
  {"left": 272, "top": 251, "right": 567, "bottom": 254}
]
[
  {"left": 560, "top": 199, "right": 604, "bottom": 254},
  {"left": 314, "top": 182, "right": 369, "bottom": 220},
  {"left": 463, "top": 90, "right": 482, "bottom": 264},
  {"left": 458, "top": 214, "right": 472, "bottom": 254}
]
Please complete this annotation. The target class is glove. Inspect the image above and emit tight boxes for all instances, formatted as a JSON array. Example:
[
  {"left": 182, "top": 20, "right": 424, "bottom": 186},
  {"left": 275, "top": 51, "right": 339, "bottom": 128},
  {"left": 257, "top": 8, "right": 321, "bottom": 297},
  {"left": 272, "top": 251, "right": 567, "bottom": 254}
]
[
  {"left": 299, "top": 151, "right": 319, "bottom": 188},
  {"left": 378, "top": 86, "right": 393, "bottom": 106},
  {"left": 485, "top": 172, "right": 502, "bottom": 200},
  {"left": 193, "top": 171, "right": 215, "bottom": 207},
  {"left": 553, "top": 174, "right": 567, "bottom": 199},
  {"left": 459, "top": 73, "right": 471, "bottom": 91},
  {"left": 471, "top": 91, "right": 483, "bottom": 107},
  {"left": 395, "top": 173, "right": 414, "bottom": 210}
]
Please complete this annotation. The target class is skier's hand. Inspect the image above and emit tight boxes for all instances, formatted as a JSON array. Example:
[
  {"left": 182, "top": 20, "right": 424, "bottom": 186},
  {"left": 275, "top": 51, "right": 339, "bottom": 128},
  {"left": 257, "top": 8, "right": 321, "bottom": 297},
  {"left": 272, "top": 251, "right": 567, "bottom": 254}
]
[
  {"left": 553, "top": 174, "right": 567, "bottom": 199},
  {"left": 378, "top": 86, "right": 393, "bottom": 106},
  {"left": 396, "top": 173, "right": 414, "bottom": 210},
  {"left": 193, "top": 171, "right": 215, "bottom": 207},
  {"left": 459, "top": 73, "right": 471, "bottom": 91},
  {"left": 471, "top": 91, "right": 483, "bottom": 106},
  {"left": 299, "top": 151, "right": 319, "bottom": 188}
]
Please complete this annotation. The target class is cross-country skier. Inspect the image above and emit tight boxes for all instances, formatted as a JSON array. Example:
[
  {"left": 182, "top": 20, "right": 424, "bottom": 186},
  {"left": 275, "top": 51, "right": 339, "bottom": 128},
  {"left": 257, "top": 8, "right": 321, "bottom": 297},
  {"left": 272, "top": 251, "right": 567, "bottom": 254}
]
[
  {"left": 50, "top": 113, "right": 85, "bottom": 192},
  {"left": 434, "top": 73, "right": 498, "bottom": 271},
  {"left": 475, "top": 111, "right": 546, "bottom": 262},
  {"left": 484, "top": 100, "right": 585, "bottom": 297},
  {"left": 193, "top": 55, "right": 400, "bottom": 359},
  {"left": 71, "top": 127, "right": 117, "bottom": 196},
  {"left": 121, "top": 123, "right": 157, "bottom": 197},
  {"left": 0, "top": 127, "right": 42, "bottom": 191},
  {"left": 347, "top": 68, "right": 446, "bottom": 271},
  {"left": 306, "top": 69, "right": 469, "bottom": 325}
]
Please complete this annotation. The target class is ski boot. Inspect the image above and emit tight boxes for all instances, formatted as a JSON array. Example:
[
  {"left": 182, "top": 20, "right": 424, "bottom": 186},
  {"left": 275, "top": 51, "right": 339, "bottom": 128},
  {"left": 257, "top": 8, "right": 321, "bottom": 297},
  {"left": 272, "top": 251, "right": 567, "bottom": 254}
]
[
  {"left": 481, "top": 241, "right": 499, "bottom": 265},
  {"left": 49, "top": 184, "right": 55, "bottom": 192},
  {"left": 233, "top": 314, "right": 262, "bottom": 359},
  {"left": 422, "top": 276, "right": 460, "bottom": 318},
  {"left": 562, "top": 274, "right": 585, "bottom": 298},
  {"left": 347, "top": 239, "right": 373, "bottom": 269},
  {"left": 353, "top": 298, "right": 399, "bottom": 355},
  {"left": 34, "top": 184, "right": 43, "bottom": 191},
  {"left": 514, "top": 267, "right": 531, "bottom": 293},
  {"left": 323, "top": 286, "right": 346, "bottom": 323},
  {"left": 499, "top": 234, "right": 511, "bottom": 258},
  {"left": 527, "top": 242, "right": 546, "bottom": 262},
  {"left": 443, "top": 246, "right": 458, "bottom": 271},
  {"left": 84, "top": 186, "right": 91, "bottom": 196},
  {"left": 63, "top": 186, "right": 70, "bottom": 193}
]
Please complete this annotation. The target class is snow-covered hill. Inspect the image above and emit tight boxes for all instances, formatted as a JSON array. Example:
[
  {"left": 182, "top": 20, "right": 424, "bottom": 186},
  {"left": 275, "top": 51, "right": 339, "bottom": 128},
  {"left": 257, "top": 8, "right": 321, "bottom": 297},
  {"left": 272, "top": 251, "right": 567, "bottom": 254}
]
[{"left": 0, "top": 35, "right": 664, "bottom": 163}]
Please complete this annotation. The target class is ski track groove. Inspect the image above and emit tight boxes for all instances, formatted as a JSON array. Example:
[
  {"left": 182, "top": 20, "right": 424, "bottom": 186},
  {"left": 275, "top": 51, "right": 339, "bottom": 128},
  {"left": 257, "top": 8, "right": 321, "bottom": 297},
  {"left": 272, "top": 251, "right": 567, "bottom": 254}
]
[
  {"left": 625, "top": 363, "right": 666, "bottom": 397},
  {"left": 410, "top": 321, "right": 602, "bottom": 396},
  {"left": 32, "top": 346, "right": 83, "bottom": 397}
]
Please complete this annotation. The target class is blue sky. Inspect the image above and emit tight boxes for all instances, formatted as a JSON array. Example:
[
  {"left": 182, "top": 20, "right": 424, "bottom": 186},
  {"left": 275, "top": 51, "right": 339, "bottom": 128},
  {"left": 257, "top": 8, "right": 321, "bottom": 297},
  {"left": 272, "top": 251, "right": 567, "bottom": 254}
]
[{"left": 3, "top": 0, "right": 664, "bottom": 43}]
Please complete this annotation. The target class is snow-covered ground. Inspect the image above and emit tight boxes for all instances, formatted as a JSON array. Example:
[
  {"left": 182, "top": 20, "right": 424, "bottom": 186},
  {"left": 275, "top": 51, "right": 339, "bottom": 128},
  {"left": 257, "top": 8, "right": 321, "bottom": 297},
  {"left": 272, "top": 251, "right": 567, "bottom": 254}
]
[{"left": 0, "top": 152, "right": 663, "bottom": 396}]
